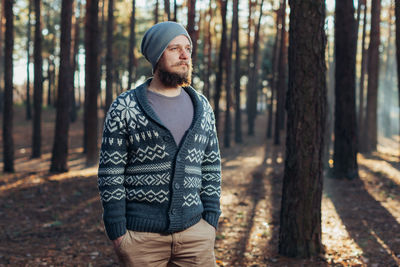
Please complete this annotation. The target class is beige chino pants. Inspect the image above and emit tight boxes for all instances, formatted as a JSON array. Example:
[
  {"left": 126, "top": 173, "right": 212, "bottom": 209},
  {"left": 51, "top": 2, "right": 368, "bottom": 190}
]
[{"left": 115, "top": 219, "right": 217, "bottom": 267}]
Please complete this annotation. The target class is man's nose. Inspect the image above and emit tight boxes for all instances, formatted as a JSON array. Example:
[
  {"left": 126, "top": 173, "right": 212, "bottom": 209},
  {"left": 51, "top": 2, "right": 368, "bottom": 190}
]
[{"left": 179, "top": 49, "right": 190, "bottom": 59}]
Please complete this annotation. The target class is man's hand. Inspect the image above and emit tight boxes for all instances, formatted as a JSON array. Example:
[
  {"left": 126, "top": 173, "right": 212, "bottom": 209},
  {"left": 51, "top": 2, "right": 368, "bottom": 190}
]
[{"left": 112, "top": 235, "right": 125, "bottom": 250}]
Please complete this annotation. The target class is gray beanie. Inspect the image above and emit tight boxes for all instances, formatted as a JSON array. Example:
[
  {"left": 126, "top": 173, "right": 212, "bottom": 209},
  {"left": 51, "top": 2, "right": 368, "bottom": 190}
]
[{"left": 141, "top": 21, "right": 192, "bottom": 70}]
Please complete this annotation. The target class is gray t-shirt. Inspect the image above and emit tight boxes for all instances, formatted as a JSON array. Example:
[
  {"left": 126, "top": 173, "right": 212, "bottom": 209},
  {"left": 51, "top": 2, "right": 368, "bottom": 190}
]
[{"left": 146, "top": 88, "right": 194, "bottom": 146}]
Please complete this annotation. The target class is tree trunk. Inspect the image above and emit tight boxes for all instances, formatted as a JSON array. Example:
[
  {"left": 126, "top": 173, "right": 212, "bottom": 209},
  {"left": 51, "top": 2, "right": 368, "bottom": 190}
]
[
  {"left": 127, "top": 0, "right": 136, "bottom": 89},
  {"left": 358, "top": 1, "right": 368, "bottom": 151},
  {"left": 273, "top": 0, "right": 286, "bottom": 144},
  {"left": 105, "top": 0, "right": 114, "bottom": 115},
  {"left": 214, "top": 0, "right": 227, "bottom": 132},
  {"left": 173, "top": 0, "right": 177, "bottom": 21},
  {"left": 3, "top": 0, "right": 15, "bottom": 172},
  {"left": 202, "top": 0, "right": 212, "bottom": 101},
  {"left": 332, "top": 0, "right": 359, "bottom": 179},
  {"left": 247, "top": 0, "right": 264, "bottom": 136},
  {"left": 0, "top": 1, "right": 3, "bottom": 114},
  {"left": 84, "top": 0, "right": 100, "bottom": 166},
  {"left": 396, "top": 0, "right": 400, "bottom": 158},
  {"left": 70, "top": 0, "right": 81, "bottom": 123},
  {"left": 279, "top": 0, "right": 326, "bottom": 257},
  {"left": 32, "top": 0, "right": 43, "bottom": 158},
  {"left": 224, "top": 0, "right": 233, "bottom": 148},
  {"left": 266, "top": 6, "right": 281, "bottom": 139},
  {"left": 233, "top": 0, "right": 242, "bottom": 144},
  {"left": 363, "top": 0, "right": 381, "bottom": 152},
  {"left": 155, "top": 0, "right": 159, "bottom": 24},
  {"left": 26, "top": 0, "right": 32, "bottom": 120},
  {"left": 187, "top": 0, "right": 197, "bottom": 71},
  {"left": 164, "top": 0, "right": 170, "bottom": 20},
  {"left": 50, "top": 0, "right": 74, "bottom": 173}
]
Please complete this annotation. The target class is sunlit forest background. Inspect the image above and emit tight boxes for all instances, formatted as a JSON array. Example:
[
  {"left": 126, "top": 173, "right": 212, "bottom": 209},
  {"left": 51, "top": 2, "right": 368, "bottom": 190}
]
[{"left": 0, "top": 0, "right": 399, "bottom": 266}]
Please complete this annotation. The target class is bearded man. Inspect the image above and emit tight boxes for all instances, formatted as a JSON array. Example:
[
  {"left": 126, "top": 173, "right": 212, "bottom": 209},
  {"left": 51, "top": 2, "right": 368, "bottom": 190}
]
[{"left": 98, "top": 21, "right": 221, "bottom": 267}]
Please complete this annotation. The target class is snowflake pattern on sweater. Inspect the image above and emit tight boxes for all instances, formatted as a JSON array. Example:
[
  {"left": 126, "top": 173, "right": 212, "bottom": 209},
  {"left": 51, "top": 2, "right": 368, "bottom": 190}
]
[{"left": 98, "top": 80, "right": 221, "bottom": 240}]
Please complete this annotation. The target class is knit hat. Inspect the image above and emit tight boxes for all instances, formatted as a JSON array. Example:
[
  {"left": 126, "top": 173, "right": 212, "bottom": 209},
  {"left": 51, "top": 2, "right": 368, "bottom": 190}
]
[{"left": 141, "top": 21, "right": 192, "bottom": 70}]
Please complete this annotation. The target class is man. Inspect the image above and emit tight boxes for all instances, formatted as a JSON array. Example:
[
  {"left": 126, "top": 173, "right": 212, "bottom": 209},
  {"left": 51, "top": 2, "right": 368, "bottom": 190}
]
[{"left": 98, "top": 21, "right": 222, "bottom": 267}]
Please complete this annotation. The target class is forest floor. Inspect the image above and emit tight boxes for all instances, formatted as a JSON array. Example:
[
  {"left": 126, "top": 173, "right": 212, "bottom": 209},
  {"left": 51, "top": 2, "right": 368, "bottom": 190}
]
[{"left": 0, "top": 106, "right": 400, "bottom": 266}]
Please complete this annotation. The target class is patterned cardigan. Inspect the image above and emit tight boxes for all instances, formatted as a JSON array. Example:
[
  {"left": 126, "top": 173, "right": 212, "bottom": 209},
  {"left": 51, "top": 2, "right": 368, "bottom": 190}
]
[{"left": 98, "top": 79, "right": 221, "bottom": 240}]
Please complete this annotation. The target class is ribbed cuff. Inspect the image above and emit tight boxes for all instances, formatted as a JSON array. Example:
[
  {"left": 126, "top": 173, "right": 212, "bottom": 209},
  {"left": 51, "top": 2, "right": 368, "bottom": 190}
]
[
  {"left": 202, "top": 211, "right": 221, "bottom": 229},
  {"left": 105, "top": 220, "right": 127, "bottom": 240}
]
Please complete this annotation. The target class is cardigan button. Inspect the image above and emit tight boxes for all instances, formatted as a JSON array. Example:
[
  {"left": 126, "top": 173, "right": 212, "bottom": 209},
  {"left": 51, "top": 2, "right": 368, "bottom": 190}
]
[
  {"left": 171, "top": 208, "right": 177, "bottom": 215},
  {"left": 174, "top": 183, "right": 180, "bottom": 190},
  {"left": 176, "top": 156, "right": 181, "bottom": 162},
  {"left": 163, "top": 136, "right": 171, "bottom": 142}
]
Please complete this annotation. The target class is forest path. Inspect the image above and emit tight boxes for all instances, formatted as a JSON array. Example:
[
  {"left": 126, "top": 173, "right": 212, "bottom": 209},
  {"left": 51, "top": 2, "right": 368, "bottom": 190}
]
[{"left": 0, "top": 109, "right": 399, "bottom": 266}]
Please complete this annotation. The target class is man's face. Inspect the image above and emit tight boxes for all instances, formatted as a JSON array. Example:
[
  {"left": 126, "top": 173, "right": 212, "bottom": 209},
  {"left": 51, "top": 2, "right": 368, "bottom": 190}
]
[{"left": 155, "top": 35, "right": 193, "bottom": 87}]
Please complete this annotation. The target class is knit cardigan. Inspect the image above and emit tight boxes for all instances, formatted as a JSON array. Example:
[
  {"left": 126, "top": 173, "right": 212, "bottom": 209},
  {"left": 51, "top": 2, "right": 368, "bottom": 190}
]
[{"left": 98, "top": 79, "right": 222, "bottom": 240}]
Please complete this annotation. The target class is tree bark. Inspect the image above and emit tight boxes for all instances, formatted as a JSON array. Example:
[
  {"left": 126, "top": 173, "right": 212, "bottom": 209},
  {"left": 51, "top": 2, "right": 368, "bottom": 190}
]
[
  {"left": 70, "top": 0, "right": 81, "bottom": 123},
  {"left": 214, "top": 0, "right": 227, "bottom": 132},
  {"left": 0, "top": 2, "right": 3, "bottom": 114},
  {"left": 279, "top": 0, "right": 326, "bottom": 257},
  {"left": 187, "top": 0, "right": 197, "bottom": 70},
  {"left": 26, "top": 0, "right": 32, "bottom": 120},
  {"left": 247, "top": 0, "right": 264, "bottom": 136},
  {"left": 105, "top": 0, "right": 114, "bottom": 114},
  {"left": 363, "top": 0, "right": 381, "bottom": 152},
  {"left": 202, "top": 0, "right": 212, "bottom": 101},
  {"left": 332, "top": 0, "right": 359, "bottom": 179},
  {"left": 233, "top": 0, "right": 242, "bottom": 143},
  {"left": 358, "top": 0, "right": 368, "bottom": 151},
  {"left": 173, "top": 0, "right": 177, "bottom": 21},
  {"left": 273, "top": 0, "right": 286, "bottom": 144},
  {"left": 164, "top": 0, "right": 170, "bottom": 20},
  {"left": 396, "top": 0, "right": 400, "bottom": 158},
  {"left": 84, "top": 0, "right": 100, "bottom": 166},
  {"left": 3, "top": 0, "right": 15, "bottom": 172},
  {"left": 127, "top": 0, "right": 136, "bottom": 89},
  {"left": 50, "top": 0, "right": 74, "bottom": 173},
  {"left": 266, "top": 7, "right": 281, "bottom": 139},
  {"left": 155, "top": 0, "right": 159, "bottom": 24},
  {"left": 224, "top": 0, "right": 233, "bottom": 148},
  {"left": 32, "top": 0, "right": 43, "bottom": 158}
]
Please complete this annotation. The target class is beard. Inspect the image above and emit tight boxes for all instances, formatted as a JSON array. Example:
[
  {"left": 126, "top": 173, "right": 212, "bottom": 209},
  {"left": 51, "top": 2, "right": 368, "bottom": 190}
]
[{"left": 156, "top": 59, "right": 192, "bottom": 88}]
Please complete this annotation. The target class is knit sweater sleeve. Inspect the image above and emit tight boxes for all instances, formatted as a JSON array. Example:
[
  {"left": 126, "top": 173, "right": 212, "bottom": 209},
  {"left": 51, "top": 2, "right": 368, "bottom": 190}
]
[
  {"left": 98, "top": 96, "right": 129, "bottom": 240},
  {"left": 200, "top": 102, "right": 222, "bottom": 229}
]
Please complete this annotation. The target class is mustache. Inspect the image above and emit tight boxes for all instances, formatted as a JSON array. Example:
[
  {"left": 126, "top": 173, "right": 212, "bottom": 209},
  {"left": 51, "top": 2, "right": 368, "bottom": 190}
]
[{"left": 172, "top": 61, "right": 190, "bottom": 67}]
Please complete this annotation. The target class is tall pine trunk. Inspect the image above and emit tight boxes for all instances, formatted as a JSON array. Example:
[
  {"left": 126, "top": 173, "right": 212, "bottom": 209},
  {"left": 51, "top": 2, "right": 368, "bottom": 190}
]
[
  {"left": 266, "top": 6, "right": 281, "bottom": 139},
  {"left": 364, "top": 0, "right": 381, "bottom": 152},
  {"left": 233, "top": 0, "right": 242, "bottom": 143},
  {"left": 187, "top": 0, "right": 197, "bottom": 71},
  {"left": 214, "top": 0, "right": 227, "bottom": 131},
  {"left": 247, "top": 0, "right": 264, "bottom": 136},
  {"left": 358, "top": 1, "right": 368, "bottom": 150},
  {"left": 0, "top": 2, "right": 3, "bottom": 114},
  {"left": 332, "top": 0, "right": 359, "bottom": 179},
  {"left": 105, "top": 0, "right": 114, "bottom": 114},
  {"left": 224, "top": 0, "right": 233, "bottom": 148},
  {"left": 164, "top": 0, "right": 171, "bottom": 20},
  {"left": 70, "top": 0, "right": 81, "bottom": 123},
  {"left": 3, "top": 0, "right": 15, "bottom": 172},
  {"left": 155, "top": 0, "right": 159, "bottom": 24},
  {"left": 127, "top": 0, "right": 136, "bottom": 89},
  {"left": 396, "top": 0, "right": 400, "bottom": 157},
  {"left": 273, "top": 0, "right": 286, "bottom": 145},
  {"left": 202, "top": 0, "right": 212, "bottom": 101},
  {"left": 50, "top": 0, "right": 74, "bottom": 172},
  {"left": 279, "top": 0, "right": 326, "bottom": 257},
  {"left": 84, "top": 0, "right": 100, "bottom": 166},
  {"left": 26, "top": 0, "right": 32, "bottom": 120},
  {"left": 32, "top": 0, "right": 43, "bottom": 158}
]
